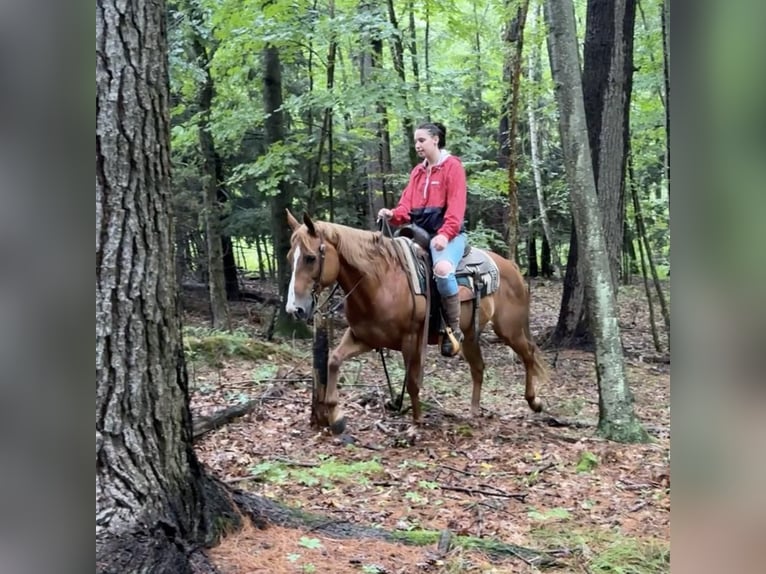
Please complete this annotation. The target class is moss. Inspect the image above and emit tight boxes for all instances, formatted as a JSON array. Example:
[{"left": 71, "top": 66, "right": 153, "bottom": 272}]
[
  {"left": 530, "top": 525, "right": 669, "bottom": 573},
  {"left": 392, "top": 530, "right": 553, "bottom": 564},
  {"left": 391, "top": 530, "right": 441, "bottom": 545},
  {"left": 183, "top": 328, "right": 300, "bottom": 366},
  {"left": 596, "top": 418, "right": 652, "bottom": 443}
]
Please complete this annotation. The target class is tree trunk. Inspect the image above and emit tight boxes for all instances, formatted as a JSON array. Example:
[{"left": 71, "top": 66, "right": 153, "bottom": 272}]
[
  {"left": 541, "top": 234, "right": 553, "bottom": 277},
  {"left": 194, "top": 37, "right": 231, "bottom": 330},
  {"left": 502, "top": 0, "right": 529, "bottom": 260},
  {"left": 408, "top": 0, "right": 421, "bottom": 93},
  {"left": 263, "top": 45, "right": 311, "bottom": 337},
  {"left": 527, "top": 225, "right": 539, "bottom": 277},
  {"left": 661, "top": 0, "right": 670, "bottom": 184},
  {"left": 550, "top": 0, "right": 637, "bottom": 344},
  {"left": 360, "top": 1, "right": 389, "bottom": 228},
  {"left": 526, "top": 1, "right": 563, "bottom": 278},
  {"left": 96, "top": 1, "right": 238, "bottom": 570},
  {"left": 545, "top": 0, "right": 648, "bottom": 443},
  {"left": 387, "top": 0, "right": 418, "bottom": 167}
]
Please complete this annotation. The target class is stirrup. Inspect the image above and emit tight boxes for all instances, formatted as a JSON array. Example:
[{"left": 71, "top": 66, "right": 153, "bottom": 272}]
[{"left": 440, "top": 327, "right": 463, "bottom": 357}]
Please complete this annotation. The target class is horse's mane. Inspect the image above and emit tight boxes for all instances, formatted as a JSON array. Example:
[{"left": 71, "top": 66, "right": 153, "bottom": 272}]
[{"left": 299, "top": 221, "right": 401, "bottom": 284}]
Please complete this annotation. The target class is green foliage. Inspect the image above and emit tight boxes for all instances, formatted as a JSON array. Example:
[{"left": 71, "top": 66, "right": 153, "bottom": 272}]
[
  {"left": 465, "top": 220, "right": 505, "bottom": 252},
  {"left": 247, "top": 457, "right": 384, "bottom": 486},
  {"left": 576, "top": 451, "right": 600, "bottom": 473},
  {"left": 298, "top": 537, "right": 322, "bottom": 550},
  {"left": 531, "top": 525, "right": 670, "bottom": 574},
  {"left": 167, "top": 0, "right": 670, "bottom": 284},
  {"left": 527, "top": 507, "right": 572, "bottom": 522},
  {"left": 182, "top": 327, "right": 294, "bottom": 366}
]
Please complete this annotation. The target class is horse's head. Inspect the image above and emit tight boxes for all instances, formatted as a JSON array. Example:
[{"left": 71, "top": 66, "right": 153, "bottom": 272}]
[{"left": 285, "top": 210, "right": 339, "bottom": 320}]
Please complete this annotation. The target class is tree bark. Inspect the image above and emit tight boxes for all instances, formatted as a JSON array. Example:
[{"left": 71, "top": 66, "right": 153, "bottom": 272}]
[
  {"left": 387, "top": 0, "right": 418, "bottom": 167},
  {"left": 526, "top": 1, "right": 563, "bottom": 278},
  {"left": 545, "top": 0, "right": 648, "bottom": 443},
  {"left": 660, "top": 0, "right": 670, "bottom": 184},
  {"left": 360, "top": 1, "right": 390, "bottom": 228},
  {"left": 96, "top": 1, "right": 239, "bottom": 570},
  {"left": 263, "top": 44, "right": 311, "bottom": 337},
  {"left": 502, "top": 0, "right": 529, "bottom": 261},
  {"left": 550, "top": 0, "right": 637, "bottom": 345},
  {"left": 194, "top": 35, "right": 231, "bottom": 330}
]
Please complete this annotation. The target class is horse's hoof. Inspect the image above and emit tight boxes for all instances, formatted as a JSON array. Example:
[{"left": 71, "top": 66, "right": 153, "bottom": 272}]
[
  {"left": 530, "top": 398, "right": 544, "bottom": 413},
  {"left": 405, "top": 425, "right": 420, "bottom": 445},
  {"left": 329, "top": 416, "right": 347, "bottom": 435}
]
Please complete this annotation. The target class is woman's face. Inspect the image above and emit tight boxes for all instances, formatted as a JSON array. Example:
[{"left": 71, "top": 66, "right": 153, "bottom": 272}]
[{"left": 413, "top": 128, "right": 439, "bottom": 159}]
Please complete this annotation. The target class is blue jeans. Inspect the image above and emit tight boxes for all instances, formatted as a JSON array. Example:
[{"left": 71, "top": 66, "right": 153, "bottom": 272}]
[{"left": 431, "top": 233, "right": 466, "bottom": 297}]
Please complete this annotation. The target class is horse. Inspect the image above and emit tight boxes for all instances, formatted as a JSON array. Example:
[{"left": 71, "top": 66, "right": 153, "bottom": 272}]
[{"left": 285, "top": 210, "right": 547, "bottom": 435}]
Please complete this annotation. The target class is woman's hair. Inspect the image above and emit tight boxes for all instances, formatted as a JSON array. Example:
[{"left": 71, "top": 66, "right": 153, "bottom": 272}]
[{"left": 417, "top": 122, "right": 447, "bottom": 149}]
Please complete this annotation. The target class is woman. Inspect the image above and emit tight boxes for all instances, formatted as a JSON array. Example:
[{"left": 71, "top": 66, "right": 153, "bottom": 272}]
[{"left": 378, "top": 122, "right": 467, "bottom": 357}]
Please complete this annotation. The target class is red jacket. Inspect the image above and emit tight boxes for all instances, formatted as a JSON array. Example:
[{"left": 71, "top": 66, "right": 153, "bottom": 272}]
[{"left": 390, "top": 153, "right": 467, "bottom": 240}]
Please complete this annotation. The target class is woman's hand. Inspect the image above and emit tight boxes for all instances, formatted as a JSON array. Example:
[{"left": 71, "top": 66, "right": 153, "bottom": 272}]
[
  {"left": 377, "top": 208, "right": 393, "bottom": 220},
  {"left": 431, "top": 234, "right": 448, "bottom": 251}
]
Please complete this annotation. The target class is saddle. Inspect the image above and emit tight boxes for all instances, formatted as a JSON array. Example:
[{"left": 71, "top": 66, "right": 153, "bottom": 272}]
[{"left": 393, "top": 224, "right": 500, "bottom": 344}]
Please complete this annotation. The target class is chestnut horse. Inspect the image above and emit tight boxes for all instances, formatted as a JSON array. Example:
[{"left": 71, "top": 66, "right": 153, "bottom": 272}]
[{"left": 285, "top": 211, "right": 547, "bottom": 433}]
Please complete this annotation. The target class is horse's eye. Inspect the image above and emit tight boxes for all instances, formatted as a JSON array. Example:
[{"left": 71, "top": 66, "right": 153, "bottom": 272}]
[{"left": 304, "top": 254, "right": 316, "bottom": 264}]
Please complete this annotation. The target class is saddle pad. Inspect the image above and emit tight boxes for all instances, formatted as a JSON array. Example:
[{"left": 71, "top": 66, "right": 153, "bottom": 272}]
[
  {"left": 393, "top": 237, "right": 427, "bottom": 296},
  {"left": 394, "top": 239, "right": 500, "bottom": 298},
  {"left": 455, "top": 247, "right": 500, "bottom": 296}
]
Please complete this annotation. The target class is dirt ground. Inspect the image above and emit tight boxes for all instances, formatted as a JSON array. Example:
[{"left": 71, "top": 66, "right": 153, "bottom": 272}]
[{"left": 188, "top": 278, "right": 670, "bottom": 573}]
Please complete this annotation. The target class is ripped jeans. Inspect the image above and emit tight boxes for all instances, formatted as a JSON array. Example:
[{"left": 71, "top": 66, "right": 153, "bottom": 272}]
[{"left": 430, "top": 233, "right": 466, "bottom": 297}]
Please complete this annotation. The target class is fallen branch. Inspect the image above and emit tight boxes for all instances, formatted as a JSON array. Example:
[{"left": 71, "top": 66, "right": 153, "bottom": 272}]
[
  {"left": 439, "top": 463, "right": 478, "bottom": 477},
  {"left": 541, "top": 415, "right": 593, "bottom": 429},
  {"left": 231, "top": 487, "right": 555, "bottom": 564},
  {"left": 192, "top": 399, "right": 259, "bottom": 440},
  {"left": 437, "top": 483, "right": 528, "bottom": 502}
]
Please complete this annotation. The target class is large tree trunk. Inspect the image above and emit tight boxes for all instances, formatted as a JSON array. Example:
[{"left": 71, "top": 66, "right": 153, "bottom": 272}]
[
  {"left": 549, "top": 0, "right": 637, "bottom": 345},
  {"left": 545, "top": 0, "right": 648, "bottom": 443},
  {"left": 96, "top": 1, "right": 238, "bottom": 570},
  {"left": 263, "top": 45, "right": 311, "bottom": 337}
]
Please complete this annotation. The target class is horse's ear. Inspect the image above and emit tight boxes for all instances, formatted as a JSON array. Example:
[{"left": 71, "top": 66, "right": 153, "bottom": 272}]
[
  {"left": 286, "top": 209, "right": 300, "bottom": 231},
  {"left": 303, "top": 213, "right": 317, "bottom": 237}
]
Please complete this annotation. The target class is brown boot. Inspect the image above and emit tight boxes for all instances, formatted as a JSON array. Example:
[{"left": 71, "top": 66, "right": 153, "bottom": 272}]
[{"left": 440, "top": 293, "right": 464, "bottom": 357}]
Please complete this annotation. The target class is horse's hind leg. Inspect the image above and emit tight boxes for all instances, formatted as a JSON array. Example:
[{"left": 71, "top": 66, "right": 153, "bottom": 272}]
[
  {"left": 401, "top": 333, "right": 424, "bottom": 425},
  {"left": 493, "top": 321, "right": 544, "bottom": 413},
  {"left": 461, "top": 335, "right": 485, "bottom": 417}
]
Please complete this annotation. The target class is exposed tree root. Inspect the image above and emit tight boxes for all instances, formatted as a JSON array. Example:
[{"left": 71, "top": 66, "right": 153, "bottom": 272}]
[{"left": 231, "top": 488, "right": 556, "bottom": 566}]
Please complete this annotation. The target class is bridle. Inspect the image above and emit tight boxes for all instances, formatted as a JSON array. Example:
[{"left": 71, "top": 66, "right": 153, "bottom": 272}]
[{"left": 308, "top": 230, "right": 361, "bottom": 316}]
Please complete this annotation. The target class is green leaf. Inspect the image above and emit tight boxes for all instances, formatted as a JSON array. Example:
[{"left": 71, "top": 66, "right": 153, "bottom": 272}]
[
  {"left": 298, "top": 536, "right": 322, "bottom": 550},
  {"left": 527, "top": 507, "right": 571, "bottom": 522},
  {"left": 576, "top": 451, "right": 599, "bottom": 473}
]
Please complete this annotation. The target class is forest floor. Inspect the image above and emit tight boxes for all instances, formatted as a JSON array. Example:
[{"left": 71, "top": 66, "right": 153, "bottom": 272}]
[{"left": 186, "top": 278, "right": 670, "bottom": 574}]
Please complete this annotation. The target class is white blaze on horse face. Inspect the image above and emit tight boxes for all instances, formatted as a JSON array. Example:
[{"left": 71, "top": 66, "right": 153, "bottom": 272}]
[{"left": 285, "top": 245, "right": 301, "bottom": 313}]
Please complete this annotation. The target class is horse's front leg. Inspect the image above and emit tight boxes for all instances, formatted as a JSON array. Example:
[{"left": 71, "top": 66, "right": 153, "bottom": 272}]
[{"left": 323, "top": 327, "right": 371, "bottom": 434}]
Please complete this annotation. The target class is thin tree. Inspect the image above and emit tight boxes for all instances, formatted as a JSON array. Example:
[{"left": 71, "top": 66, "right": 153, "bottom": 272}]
[
  {"left": 545, "top": 0, "right": 648, "bottom": 442},
  {"left": 526, "top": 1, "right": 562, "bottom": 277},
  {"left": 387, "top": 0, "right": 418, "bottom": 167},
  {"left": 190, "top": 27, "right": 231, "bottom": 330},
  {"left": 501, "top": 0, "right": 530, "bottom": 260},
  {"left": 96, "top": 0, "right": 239, "bottom": 569},
  {"left": 629, "top": 153, "right": 662, "bottom": 352}
]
